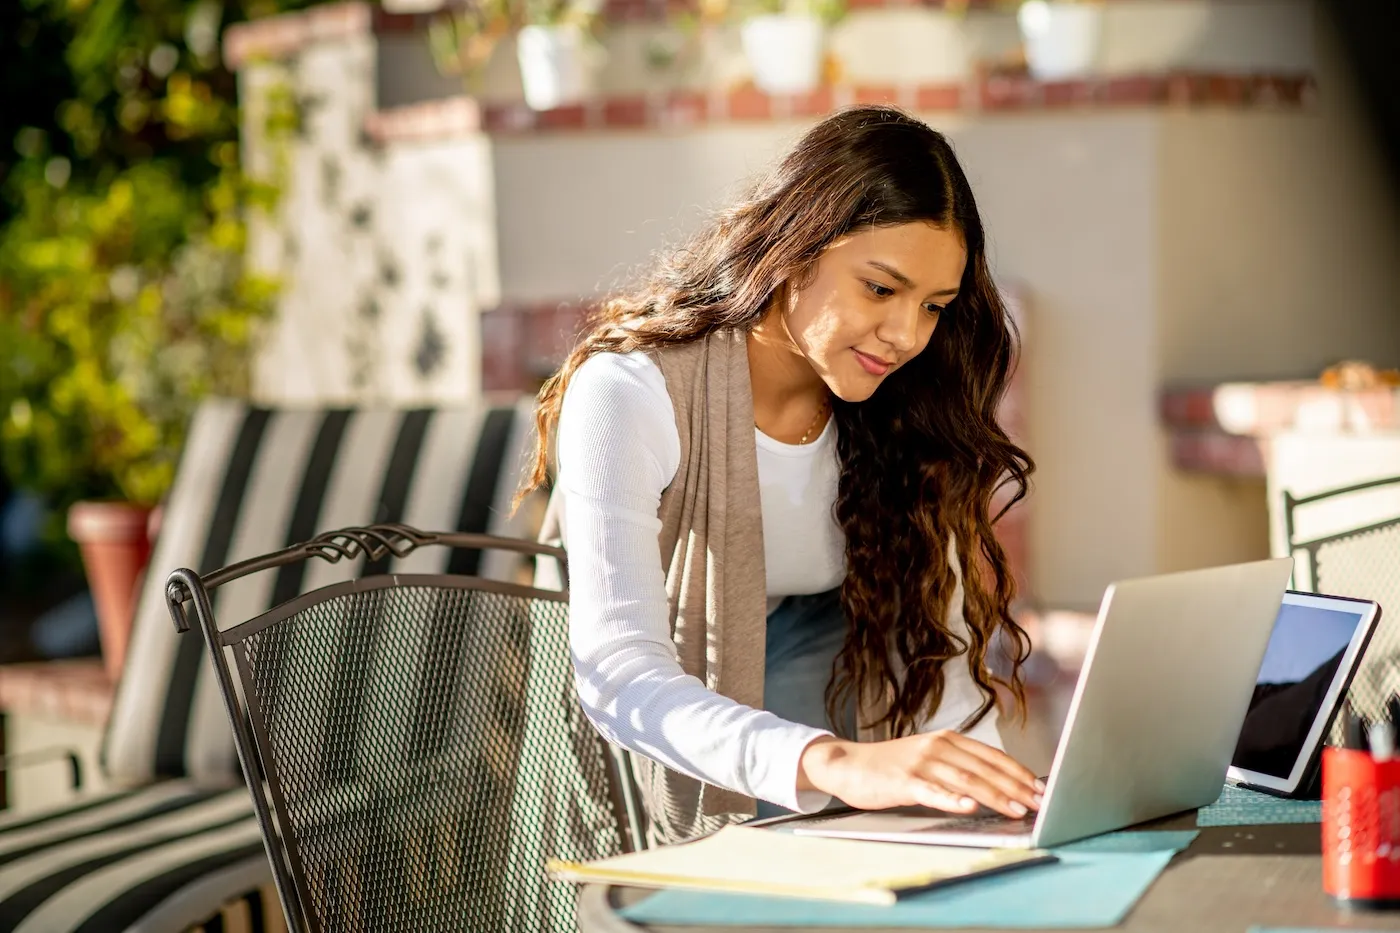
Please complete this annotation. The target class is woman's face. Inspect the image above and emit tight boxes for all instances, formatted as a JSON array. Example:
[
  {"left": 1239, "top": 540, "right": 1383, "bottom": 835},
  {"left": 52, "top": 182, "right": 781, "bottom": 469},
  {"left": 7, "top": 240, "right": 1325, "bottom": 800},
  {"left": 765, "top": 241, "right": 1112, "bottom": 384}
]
[{"left": 784, "top": 221, "right": 967, "bottom": 403}]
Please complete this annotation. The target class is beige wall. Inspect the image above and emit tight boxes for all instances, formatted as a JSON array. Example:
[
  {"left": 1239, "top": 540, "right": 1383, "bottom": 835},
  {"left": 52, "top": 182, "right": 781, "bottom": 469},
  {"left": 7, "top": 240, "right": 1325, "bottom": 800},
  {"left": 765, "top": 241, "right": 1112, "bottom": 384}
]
[
  {"left": 492, "top": 124, "right": 801, "bottom": 302},
  {"left": 955, "top": 115, "right": 1161, "bottom": 609},
  {"left": 1156, "top": 46, "right": 1400, "bottom": 384},
  {"left": 1153, "top": 11, "right": 1400, "bottom": 579}
]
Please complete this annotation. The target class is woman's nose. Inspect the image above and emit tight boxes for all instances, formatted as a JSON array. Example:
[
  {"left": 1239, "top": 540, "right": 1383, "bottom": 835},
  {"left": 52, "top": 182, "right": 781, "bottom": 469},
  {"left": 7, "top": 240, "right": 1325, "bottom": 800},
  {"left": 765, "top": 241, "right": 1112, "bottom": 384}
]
[{"left": 876, "top": 301, "right": 921, "bottom": 354}]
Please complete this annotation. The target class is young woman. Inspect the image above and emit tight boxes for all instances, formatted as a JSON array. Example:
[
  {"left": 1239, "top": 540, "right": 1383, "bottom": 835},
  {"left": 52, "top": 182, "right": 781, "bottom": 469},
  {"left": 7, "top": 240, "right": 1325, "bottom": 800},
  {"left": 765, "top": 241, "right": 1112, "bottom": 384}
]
[{"left": 521, "top": 105, "right": 1042, "bottom": 844}]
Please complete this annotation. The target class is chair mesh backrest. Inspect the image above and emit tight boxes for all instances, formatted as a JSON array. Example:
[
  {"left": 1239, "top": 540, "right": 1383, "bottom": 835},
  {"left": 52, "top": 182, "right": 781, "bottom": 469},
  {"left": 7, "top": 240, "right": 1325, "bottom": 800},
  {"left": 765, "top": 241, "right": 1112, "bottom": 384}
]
[
  {"left": 1313, "top": 523, "right": 1400, "bottom": 738},
  {"left": 1288, "top": 479, "right": 1400, "bottom": 744},
  {"left": 232, "top": 577, "right": 623, "bottom": 932}
]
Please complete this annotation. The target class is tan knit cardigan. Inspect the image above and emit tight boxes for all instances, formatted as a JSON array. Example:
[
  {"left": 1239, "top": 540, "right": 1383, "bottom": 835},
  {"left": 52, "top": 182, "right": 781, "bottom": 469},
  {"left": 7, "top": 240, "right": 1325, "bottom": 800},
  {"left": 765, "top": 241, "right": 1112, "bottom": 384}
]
[
  {"left": 544, "top": 328, "right": 886, "bottom": 843},
  {"left": 638, "top": 329, "right": 770, "bottom": 841},
  {"left": 537, "top": 329, "right": 766, "bottom": 843}
]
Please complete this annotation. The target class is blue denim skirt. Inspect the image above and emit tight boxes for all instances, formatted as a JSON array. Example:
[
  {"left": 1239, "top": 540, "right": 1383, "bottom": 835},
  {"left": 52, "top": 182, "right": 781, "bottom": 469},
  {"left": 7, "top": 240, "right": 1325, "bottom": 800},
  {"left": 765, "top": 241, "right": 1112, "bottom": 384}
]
[{"left": 756, "top": 587, "right": 854, "bottom": 819}]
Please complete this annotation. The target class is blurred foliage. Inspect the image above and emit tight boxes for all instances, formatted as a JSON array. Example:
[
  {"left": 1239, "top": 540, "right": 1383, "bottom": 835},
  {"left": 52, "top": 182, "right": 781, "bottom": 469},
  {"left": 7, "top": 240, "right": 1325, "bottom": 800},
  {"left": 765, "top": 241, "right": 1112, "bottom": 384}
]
[
  {"left": 0, "top": 0, "right": 315, "bottom": 532},
  {"left": 428, "top": 0, "right": 606, "bottom": 90},
  {"left": 696, "top": 0, "right": 846, "bottom": 25},
  {"left": 427, "top": 0, "right": 844, "bottom": 91}
]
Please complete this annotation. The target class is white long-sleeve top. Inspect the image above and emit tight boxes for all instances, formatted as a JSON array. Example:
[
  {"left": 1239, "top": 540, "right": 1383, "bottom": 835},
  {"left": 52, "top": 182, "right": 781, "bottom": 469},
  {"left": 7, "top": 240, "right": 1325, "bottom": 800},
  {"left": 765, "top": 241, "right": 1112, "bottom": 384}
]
[{"left": 557, "top": 351, "right": 1001, "bottom": 813}]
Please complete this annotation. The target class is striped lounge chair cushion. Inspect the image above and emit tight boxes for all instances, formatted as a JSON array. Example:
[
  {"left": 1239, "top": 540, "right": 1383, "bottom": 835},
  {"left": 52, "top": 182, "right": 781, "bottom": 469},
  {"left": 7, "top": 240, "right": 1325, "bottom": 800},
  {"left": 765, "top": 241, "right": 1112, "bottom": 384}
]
[
  {"left": 0, "top": 397, "right": 540, "bottom": 932},
  {"left": 104, "top": 397, "right": 542, "bottom": 787},
  {"left": 0, "top": 783, "right": 278, "bottom": 933}
]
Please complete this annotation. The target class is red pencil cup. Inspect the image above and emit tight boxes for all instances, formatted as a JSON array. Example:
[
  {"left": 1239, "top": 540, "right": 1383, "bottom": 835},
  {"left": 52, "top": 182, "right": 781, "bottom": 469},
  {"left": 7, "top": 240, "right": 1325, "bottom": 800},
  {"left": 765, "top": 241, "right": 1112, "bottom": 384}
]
[{"left": 1323, "top": 746, "right": 1400, "bottom": 907}]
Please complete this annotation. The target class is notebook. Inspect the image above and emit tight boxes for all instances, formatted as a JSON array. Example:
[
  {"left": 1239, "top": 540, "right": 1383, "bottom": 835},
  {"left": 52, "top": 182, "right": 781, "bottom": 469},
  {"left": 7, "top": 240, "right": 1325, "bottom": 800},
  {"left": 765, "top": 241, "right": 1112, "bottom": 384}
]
[{"left": 546, "top": 825, "right": 1055, "bottom": 906}]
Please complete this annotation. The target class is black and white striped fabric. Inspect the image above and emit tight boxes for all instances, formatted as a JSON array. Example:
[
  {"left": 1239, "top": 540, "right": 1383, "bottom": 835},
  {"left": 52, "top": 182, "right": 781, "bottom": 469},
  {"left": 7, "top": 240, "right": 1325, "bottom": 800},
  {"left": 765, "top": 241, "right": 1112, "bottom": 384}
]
[
  {"left": 0, "top": 783, "right": 279, "bottom": 933},
  {"left": 0, "top": 396, "right": 541, "bottom": 932},
  {"left": 104, "top": 397, "right": 541, "bottom": 787}
]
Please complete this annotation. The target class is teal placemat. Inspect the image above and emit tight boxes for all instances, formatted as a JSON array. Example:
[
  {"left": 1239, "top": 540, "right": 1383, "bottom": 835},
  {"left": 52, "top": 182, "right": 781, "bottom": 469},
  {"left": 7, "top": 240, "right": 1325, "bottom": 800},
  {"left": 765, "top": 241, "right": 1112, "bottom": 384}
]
[
  {"left": 618, "top": 831, "right": 1198, "bottom": 929},
  {"left": 1196, "top": 784, "right": 1322, "bottom": 827},
  {"left": 1055, "top": 830, "right": 1198, "bottom": 854}
]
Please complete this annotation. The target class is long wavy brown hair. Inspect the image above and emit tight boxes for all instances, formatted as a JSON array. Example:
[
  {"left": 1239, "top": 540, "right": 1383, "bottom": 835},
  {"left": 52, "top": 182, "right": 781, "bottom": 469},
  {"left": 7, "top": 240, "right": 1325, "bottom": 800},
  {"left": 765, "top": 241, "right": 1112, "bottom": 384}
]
[{"left": 519, "top": 105, "right": 1033, "bottom": 738}]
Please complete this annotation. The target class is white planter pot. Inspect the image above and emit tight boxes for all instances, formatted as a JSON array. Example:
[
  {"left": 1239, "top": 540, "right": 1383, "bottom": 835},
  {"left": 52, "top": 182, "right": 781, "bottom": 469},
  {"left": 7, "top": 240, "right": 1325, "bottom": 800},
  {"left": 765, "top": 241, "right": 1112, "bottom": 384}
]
[
  {"left": 1017, "top": 1, "right": 1104, "bottom": 81},
  {"left": 741, "top": 14, "right": 826, "bottom": 96},
  {"left": 516, "top": 24, "right": 596, "bottom": 111}
]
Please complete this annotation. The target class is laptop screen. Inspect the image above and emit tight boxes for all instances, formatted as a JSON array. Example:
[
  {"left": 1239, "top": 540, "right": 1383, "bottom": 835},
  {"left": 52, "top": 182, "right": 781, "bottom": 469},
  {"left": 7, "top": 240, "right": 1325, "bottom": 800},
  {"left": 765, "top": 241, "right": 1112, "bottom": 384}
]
[{"left": 1231, "top": 600, "right": 1367, "bottom": 779}]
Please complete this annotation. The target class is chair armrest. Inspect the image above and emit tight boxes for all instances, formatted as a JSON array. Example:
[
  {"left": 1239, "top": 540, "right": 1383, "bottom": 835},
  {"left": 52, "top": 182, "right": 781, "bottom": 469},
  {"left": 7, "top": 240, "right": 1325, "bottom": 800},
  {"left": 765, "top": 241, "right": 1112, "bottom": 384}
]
[{"left": 0, "top": 747, "right": 84, "bottom": 792}]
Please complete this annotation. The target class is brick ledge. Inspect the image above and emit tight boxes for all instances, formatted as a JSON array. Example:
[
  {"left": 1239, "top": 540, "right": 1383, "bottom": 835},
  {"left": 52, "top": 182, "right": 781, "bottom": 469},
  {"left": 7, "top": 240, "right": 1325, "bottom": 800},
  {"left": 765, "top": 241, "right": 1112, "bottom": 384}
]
[
  {"left": 225, "top": 0, "right": 995, "bottom": 67},
  {"left": 1161, "top": 382, "right": 1400, "bottom": 437},
  {"left": 225, "top": 2, "right": 372, "bottom": 70},
  {"left": 1168, "top": 431, "right": 1269, "bottom": 477},
  {"left": 0, "top": 660, "right": 114, "bottom": 728},
  {"left": 367, "top": 71, "right": 1313, "bottom": 142}
]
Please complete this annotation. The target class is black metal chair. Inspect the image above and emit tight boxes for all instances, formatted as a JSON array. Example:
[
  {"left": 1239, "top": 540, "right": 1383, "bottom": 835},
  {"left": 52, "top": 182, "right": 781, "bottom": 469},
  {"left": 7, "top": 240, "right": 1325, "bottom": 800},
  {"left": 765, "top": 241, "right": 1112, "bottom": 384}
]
[
  {"left": 165, "top": 523, "right": 645, "bottom": 933},
  {"left": 1285, "top": 475, "right": 1400, "bottom": 741}
]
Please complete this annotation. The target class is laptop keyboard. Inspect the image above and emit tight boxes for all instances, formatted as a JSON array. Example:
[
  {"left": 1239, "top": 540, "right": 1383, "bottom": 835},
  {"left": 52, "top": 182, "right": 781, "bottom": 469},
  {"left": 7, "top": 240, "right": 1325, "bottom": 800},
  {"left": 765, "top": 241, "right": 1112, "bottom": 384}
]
[
  {"left": 911, "top": 813, "right": 1036, "bottom": 835},
  {"left": 793, "top": 776, "right": 1049, "bottom": 837},
  {"left": 796, "top": 808, "right": 1035, "bottom": 835}
]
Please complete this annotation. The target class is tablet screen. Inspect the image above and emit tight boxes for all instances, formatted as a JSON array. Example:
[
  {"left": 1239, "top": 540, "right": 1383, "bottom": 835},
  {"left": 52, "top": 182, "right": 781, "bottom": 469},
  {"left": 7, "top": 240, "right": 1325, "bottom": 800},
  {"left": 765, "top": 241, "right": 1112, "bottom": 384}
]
[{"left": 1231, "top": 600, "right": 1368, "bottom": 779}]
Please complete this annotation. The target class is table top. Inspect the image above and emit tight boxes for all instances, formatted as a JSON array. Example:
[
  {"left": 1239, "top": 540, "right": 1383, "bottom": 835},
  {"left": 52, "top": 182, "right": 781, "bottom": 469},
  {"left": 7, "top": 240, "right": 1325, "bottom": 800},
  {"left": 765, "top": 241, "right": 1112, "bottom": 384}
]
[{"left": 576, "top": 812, "right": 1400, "bottom": 933}]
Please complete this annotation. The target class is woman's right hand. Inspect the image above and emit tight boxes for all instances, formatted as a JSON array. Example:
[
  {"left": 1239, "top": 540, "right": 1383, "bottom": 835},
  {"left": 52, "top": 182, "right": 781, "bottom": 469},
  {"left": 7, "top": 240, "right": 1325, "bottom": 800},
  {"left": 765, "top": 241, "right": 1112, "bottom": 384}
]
[{"left": 796, "top": 731, "right": 1044, "bottom": 818}]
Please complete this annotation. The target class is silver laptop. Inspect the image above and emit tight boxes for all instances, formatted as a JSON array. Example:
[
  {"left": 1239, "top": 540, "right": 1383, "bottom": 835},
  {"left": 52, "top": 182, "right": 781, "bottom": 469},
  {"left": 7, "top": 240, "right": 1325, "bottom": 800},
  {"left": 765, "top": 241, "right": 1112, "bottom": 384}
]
[{"left": 786, "top": 557, "right": 1296, "bottom": 849}]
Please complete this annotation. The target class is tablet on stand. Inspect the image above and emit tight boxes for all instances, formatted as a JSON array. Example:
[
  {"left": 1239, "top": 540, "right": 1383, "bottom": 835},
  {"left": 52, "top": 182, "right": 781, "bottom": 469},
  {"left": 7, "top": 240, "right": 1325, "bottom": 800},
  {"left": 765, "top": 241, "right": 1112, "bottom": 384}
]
[{"left": 1228, "top": 590, "right": 1383, "bottom": 800}]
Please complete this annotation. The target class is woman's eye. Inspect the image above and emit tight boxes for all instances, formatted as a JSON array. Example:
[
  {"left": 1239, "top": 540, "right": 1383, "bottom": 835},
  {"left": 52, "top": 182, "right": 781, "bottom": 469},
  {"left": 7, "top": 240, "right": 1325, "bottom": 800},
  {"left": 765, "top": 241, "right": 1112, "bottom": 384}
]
[
  {"left": 924, "top": 303, "right": 944, "bottom": 316},
  {"left": 865, "top": 281, "right": 894, "bottom": 298}
]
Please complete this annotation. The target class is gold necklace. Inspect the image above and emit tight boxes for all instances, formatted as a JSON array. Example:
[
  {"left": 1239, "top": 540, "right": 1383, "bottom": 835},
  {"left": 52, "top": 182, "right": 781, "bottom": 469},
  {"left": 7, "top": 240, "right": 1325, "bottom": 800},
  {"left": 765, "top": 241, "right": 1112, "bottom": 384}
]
[{"left": 798, "top": 397, "right": 829, "bottom": 445}]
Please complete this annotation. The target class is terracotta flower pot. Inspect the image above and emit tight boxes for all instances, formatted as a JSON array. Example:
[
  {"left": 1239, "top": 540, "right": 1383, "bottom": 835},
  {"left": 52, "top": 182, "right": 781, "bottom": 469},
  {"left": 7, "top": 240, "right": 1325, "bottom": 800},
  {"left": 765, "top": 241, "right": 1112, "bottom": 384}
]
[{"left": 67, "top": 501, "right": 155, "bottom": 682}]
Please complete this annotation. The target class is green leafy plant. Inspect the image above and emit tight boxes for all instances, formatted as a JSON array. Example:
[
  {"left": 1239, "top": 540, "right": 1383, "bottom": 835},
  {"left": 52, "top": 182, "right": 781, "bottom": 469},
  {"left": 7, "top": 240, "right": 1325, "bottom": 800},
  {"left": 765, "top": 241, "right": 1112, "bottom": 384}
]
[
  {"left": 428, "top": 0, "right": 606, "bottom": 89},
  {"left": 519, "top": 0, "right": 605, "bottom": 28},
  {"left": 741, "top": 0, "right": 845, "bottom": 23},
  {"left": 697, "top": 0, "right": 846, "bottom": 26},
  {"left": 428, "top": 0, "right": 515, "bottom": 87},
  {"left": 0, "top": 0, "right": 301, "bottom": 544},
  {"left": 940, "top": 0, "right": 1101, "bottom": 15},
  {"left": 0, "top": 159, "right": 275, "bottom": 509}
]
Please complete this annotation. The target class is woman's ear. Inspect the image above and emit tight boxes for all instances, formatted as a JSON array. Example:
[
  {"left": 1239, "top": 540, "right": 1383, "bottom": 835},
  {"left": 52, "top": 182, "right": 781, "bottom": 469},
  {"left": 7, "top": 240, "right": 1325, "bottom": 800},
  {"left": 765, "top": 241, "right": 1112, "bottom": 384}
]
[
  {"left": 791, "top": 259, "right": 820, "bottom": 294},
  {"left": 783, "top": 281, "right": 799, "bottom": 317}
]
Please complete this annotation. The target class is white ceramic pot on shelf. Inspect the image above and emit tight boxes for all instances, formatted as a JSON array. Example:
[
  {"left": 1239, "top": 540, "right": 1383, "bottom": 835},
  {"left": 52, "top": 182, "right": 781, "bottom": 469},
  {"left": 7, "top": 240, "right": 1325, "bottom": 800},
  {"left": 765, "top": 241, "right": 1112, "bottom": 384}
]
[
  {"left": 741, "top": 13, "right": 826, "bottom": 95},
  {"left": 516, "top": 24, "right": 597, "bottom": 111},
  {"left": 1017, "top": 0, "right": 1104, "bottom": 81}
]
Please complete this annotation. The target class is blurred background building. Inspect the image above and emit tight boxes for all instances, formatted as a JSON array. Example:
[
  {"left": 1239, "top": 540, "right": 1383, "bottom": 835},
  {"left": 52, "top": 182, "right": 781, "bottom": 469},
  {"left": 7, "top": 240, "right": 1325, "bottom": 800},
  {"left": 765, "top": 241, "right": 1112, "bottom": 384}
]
[
  {"left": 1, "top": 0, "right": 1399, "bottom": 766},
  {"left": 228, "top": 0, "right": 1400, "bottom": 612}
]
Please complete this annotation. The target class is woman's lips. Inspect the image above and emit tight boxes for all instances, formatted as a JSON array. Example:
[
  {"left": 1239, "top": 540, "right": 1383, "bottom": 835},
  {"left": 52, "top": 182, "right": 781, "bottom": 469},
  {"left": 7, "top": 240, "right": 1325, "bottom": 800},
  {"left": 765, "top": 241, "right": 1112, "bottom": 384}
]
[{"left": 853, "top": 349, "right": 891, "bottom": 376}]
